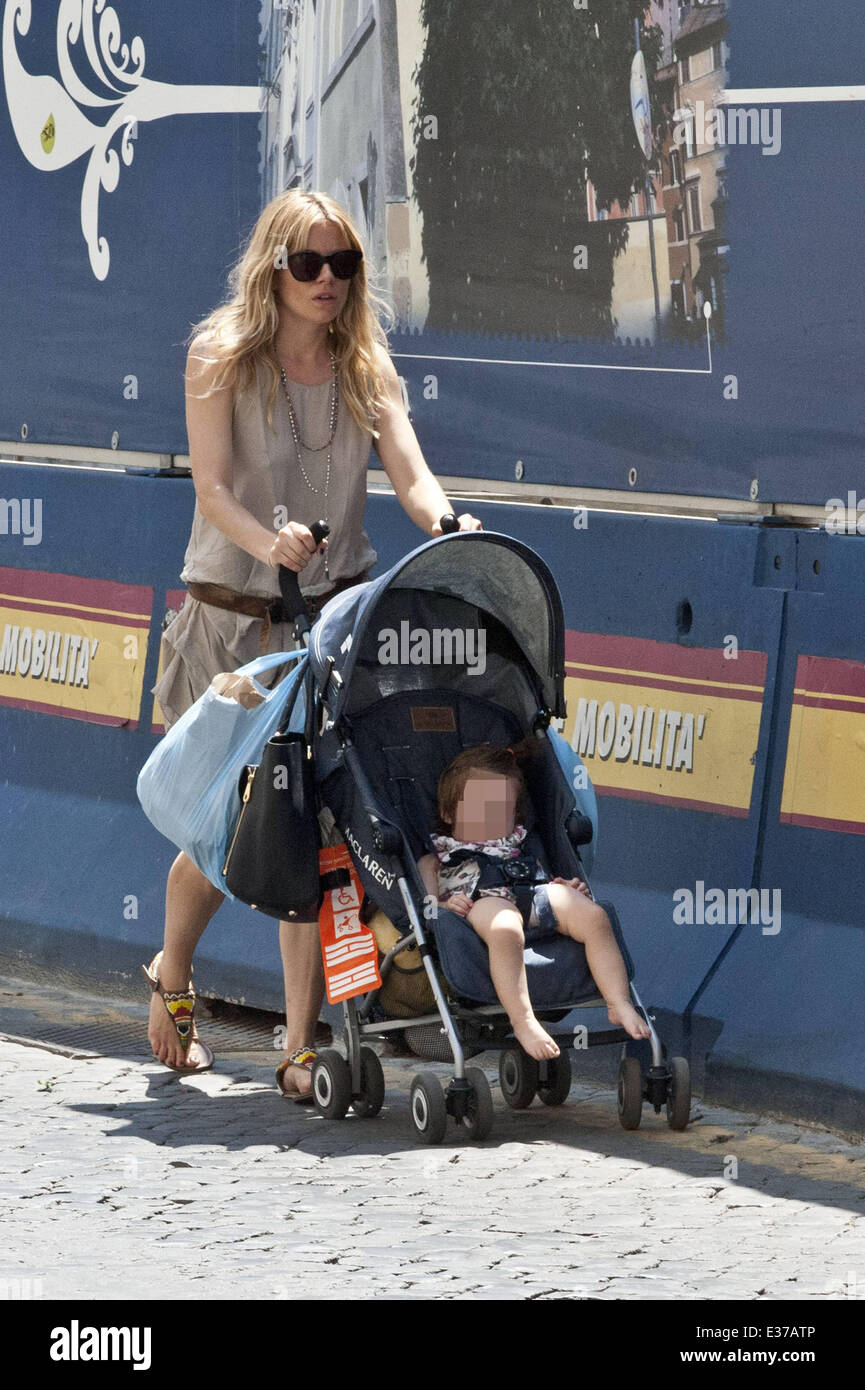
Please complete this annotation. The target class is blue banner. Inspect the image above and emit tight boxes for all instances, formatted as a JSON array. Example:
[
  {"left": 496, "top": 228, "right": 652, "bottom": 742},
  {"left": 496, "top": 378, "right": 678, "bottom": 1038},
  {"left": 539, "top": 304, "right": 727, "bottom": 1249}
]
[
  {"left": 1, "top": 0, "right": 863, "bottom": 505},
  {"left": 0, "top": 0, "right": 260, "bottom": 452}
]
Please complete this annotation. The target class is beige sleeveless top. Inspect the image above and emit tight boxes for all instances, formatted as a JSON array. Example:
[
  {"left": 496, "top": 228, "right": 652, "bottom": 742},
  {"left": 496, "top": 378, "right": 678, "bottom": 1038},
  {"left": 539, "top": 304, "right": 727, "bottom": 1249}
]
[
  {"left": 180, "top": 356, "right": 377, "bottom": 598},
  {"left": 152, "top": 357, "right": 378, "bottom": 728}
]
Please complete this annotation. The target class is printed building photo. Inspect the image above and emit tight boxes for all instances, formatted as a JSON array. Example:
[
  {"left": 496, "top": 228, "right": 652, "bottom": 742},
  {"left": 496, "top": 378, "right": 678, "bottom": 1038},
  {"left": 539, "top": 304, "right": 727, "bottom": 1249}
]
[{"left": 258, "top": 0, "right": 729, "bottom": 345}]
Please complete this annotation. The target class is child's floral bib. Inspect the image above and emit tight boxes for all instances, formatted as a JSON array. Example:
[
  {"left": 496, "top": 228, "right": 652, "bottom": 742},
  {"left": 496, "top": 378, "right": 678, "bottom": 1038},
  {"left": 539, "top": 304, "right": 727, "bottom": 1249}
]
[{"left": 430, "top": 824, "right": 529, "bottom": 904}]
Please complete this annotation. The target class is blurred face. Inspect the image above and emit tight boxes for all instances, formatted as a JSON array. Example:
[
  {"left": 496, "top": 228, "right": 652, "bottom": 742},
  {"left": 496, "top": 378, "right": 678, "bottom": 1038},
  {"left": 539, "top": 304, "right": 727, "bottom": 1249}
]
[
  {"left": 449, "top": 771, "right": 519, "bottom": 842},
  {"left": 273, "top": 219, "right": 354, "bottom": 329}
]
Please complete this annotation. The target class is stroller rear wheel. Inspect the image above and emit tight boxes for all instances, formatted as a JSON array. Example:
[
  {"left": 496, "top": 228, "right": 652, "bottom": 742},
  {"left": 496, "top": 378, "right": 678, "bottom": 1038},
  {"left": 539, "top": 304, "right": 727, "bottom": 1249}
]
[
  {"left": 311, "top": 1049, "right": 352, "bottom": 1120},
  {"left": 499, "top": 1046, "right": 539, "bottom": 1109},
  {"left": 410, "top": 1072, "right": 447, "bottom": 1144},
  {"left": 351, "top": 1046, "right": 385, "bottom": 1118}
]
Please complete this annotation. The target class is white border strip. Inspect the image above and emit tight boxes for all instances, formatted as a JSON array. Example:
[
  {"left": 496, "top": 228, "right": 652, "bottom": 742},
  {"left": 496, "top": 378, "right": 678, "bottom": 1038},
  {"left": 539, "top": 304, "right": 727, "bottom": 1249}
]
[
  {"left": 392, "top": 315, "right": 713, "bottom": 377},
  {"left": 721, "top": 86, "right": 865, "bottom": 104},
  {"left": 392, "top": 351, "right": 711, "bottom": 376}
]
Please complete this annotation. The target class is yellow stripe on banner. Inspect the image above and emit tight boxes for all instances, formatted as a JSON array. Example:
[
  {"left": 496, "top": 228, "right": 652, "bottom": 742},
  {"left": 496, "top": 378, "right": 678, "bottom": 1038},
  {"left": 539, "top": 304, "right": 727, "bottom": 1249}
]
[
  {"left": 563, "top": 675, "right": 762, "bottom": 811},
  {"left": 0, "top": 591, "right": 147, "bottom": 622},
  {"left": 569, "top": 660, "right": 764, "bottom": 695},
  {"left": 0, "top": 604, "right": 146, "bottom": 723},
  {"left": 793, "top": 686, "right": 865, "bottom": 707},
  {"left": 780, "top": 703, "right": 865, "bottom": 826}
]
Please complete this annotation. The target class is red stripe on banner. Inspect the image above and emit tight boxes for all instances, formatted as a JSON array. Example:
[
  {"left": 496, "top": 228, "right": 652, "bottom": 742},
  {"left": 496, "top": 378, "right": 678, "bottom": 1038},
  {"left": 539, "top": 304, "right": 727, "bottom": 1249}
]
[
  {"left": 780, "top": 810, "right": 865, "bottom": 835},
  {"left": 792, "top": 653, "right": 865, "bottom": 703},
  {"left": 792, "top": 692, "right": 865, "bottom": 715},
  {"left": 0, "top": 597, "right": 151, "bottom": 629},
  {"left": 565, "top": 631, "right": 768, "bottom": 687},
  {"left": 593, "top": 784, "right": 750, "bottom": 817},
  {"left": 566, "top": 662, "right": 765, "bottom": 703},
  {"left": 0, "top": 566, "right": 153, "bottom": 617},
  {"left": 0, "top": 693, "right": 137, "bottom": 728}
]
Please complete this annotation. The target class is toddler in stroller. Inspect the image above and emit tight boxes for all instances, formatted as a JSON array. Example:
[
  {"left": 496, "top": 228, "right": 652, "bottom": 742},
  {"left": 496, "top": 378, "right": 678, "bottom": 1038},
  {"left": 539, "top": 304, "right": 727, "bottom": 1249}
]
[{"left": 417, "top": 741, "right": 651, "bottom": 1061}]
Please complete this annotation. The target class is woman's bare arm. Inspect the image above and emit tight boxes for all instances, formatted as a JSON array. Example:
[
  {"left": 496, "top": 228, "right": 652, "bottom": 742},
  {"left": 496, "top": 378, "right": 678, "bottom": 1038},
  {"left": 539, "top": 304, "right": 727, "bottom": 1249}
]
[{"left": 371, "top": 348, "right": 481, "bottom": 536}]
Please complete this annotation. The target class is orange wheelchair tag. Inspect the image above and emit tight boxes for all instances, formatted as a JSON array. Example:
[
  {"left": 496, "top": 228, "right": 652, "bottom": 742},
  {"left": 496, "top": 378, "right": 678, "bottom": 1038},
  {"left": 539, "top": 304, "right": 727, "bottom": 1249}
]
[{"left": 318, "top": 843, "right": 382, "bottom": 1004}]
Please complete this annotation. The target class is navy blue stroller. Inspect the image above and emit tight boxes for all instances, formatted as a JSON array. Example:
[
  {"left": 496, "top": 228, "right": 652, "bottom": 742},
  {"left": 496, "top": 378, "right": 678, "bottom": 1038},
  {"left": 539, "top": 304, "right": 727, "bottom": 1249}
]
[{"left": 286, "top": 520, "right": 690, "bottom": 1143}]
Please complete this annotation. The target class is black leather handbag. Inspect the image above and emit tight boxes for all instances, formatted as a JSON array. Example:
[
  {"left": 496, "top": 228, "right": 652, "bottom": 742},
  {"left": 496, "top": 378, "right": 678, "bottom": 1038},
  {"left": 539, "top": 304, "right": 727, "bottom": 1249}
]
[{"left": 222, "top": 662, "right": 322, "bottom": 921}]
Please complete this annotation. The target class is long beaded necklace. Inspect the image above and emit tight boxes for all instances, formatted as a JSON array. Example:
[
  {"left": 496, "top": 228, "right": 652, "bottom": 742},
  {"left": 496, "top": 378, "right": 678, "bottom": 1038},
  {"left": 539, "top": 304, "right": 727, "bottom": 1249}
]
[{"left": 279, "top": 349, "right": 338, "bottom": 580}]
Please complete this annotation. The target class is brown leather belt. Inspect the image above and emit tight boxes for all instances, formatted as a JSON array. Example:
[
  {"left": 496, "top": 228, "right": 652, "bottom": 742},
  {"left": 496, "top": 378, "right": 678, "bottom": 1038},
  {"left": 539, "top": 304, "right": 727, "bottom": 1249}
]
[{"left": 187, "top": 568, "right": 371, "bottom": 650}]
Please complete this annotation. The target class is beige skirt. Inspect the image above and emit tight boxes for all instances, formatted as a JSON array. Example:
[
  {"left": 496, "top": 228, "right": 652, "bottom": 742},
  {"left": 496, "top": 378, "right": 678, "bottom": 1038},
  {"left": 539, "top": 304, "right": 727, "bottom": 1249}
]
[{"left": 152, "top": 594, "right": 304, "bottom": 731}]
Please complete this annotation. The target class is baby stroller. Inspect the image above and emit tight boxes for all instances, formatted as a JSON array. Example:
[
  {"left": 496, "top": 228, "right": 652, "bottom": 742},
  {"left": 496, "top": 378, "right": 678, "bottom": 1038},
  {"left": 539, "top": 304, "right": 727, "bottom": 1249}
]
[{"left": 292, "top": 519, "right": 690, "bottom": 1144}]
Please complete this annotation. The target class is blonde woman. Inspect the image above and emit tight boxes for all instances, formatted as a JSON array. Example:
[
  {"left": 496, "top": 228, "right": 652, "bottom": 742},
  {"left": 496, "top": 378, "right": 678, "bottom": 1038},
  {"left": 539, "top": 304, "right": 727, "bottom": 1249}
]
[{"left": 144, "top": 190, "right": 481, "bottom": 1098}]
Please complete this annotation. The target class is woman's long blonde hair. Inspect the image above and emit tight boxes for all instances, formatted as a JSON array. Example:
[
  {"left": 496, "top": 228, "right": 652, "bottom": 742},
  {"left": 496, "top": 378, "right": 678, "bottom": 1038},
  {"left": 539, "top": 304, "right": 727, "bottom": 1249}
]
[{"left": 187, "top": 190, "right": 394, "bottom": 439}]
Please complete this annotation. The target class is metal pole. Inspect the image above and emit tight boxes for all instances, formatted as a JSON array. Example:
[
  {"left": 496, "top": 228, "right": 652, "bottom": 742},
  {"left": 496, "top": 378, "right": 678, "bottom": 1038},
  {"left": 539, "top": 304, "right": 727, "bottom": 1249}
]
[
  {"left": 635, "top": 18, "right": 662, "bottom": 334},
  {"left": 646, "top": 175, "right": 661, "bottom": 332}
]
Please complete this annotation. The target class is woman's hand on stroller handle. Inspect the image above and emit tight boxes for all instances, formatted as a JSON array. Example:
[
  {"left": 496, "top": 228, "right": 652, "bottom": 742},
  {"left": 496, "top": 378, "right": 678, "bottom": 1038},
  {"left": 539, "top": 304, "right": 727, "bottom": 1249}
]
[
  {"left": 432, "top": 512, "right": 482, "bottom": 536},
  {"left": 267, "top": 518, "right": 329, "bottom": 572}
]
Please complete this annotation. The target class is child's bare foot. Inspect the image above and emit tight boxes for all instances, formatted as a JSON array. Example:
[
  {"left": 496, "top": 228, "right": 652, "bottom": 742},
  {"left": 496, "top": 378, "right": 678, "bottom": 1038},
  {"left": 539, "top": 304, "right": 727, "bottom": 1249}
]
[
  {"left": 511, "top": 1015, "right": 561, "bottom": 1060},
  {"left": 607, "top": 1000, "right": 651, "bottom": 1041}
]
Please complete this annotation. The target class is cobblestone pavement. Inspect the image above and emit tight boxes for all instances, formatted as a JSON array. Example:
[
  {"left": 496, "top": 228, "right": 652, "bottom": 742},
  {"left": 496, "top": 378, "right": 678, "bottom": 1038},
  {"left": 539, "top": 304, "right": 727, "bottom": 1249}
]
[{"left": 2, "top": 975, "right": 864, "bottom": 1302}]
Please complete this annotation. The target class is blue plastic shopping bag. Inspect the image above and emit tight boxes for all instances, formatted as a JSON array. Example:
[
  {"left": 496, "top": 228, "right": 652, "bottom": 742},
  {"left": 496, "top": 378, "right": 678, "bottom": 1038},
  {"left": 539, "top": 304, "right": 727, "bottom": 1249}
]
[
  {"left": 137, "top": 650, "right": 308, "bottom": 894},
  {"left": 547, "top": 726, "right": 597, "bottom": 876}
]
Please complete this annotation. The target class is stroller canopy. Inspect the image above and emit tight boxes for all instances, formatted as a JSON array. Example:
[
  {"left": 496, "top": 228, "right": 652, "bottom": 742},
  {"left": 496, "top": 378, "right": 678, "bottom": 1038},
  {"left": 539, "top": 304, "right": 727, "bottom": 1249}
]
[{"left": 308, "top": 531, "right": 566, "bottom": 726}]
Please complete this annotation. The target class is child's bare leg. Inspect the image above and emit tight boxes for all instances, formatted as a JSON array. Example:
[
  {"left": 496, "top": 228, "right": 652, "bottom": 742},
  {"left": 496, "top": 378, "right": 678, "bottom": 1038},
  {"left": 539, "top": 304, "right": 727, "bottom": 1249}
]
[
  {"left": 544, "top": 885, "right": 651, "bottom": 1041},
  {"left": 466, "top": 896, "right": 559, "bottom": 1060}
]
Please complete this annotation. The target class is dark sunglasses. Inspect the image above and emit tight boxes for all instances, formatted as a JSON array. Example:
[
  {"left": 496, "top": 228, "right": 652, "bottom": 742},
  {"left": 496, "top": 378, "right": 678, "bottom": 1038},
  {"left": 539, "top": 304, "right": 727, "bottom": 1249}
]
[{"left": 285, "top": 248, "right": 363, "bottom": 282}]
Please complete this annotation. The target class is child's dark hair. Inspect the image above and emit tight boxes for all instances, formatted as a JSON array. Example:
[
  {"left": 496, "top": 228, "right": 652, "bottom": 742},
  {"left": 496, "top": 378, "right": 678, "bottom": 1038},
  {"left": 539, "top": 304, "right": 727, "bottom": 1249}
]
[{"left": 433, "top": 736, "right": 540, "bottom": 835}]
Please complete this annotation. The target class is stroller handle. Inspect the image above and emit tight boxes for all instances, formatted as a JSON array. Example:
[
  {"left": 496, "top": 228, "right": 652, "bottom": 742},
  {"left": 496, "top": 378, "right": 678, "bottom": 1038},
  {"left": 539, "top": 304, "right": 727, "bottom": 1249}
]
[
  {"left": 278, "top": 518, "right": 330, "bottom": 642},
  {"left": 278, "top": 515, "right": 458, "bottom": 641}
]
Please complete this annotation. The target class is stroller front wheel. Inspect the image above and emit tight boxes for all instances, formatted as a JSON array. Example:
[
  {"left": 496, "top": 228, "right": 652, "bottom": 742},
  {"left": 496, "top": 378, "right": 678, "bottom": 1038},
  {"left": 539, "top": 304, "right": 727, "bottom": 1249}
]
[
  {"left": 352, "top": 1046, "right": 385, "bottom": 1118},
  {"left": 410, "top": 1072, "right": 447, "bottom": 1144},
  {"left": 537, "top": 1050, "right": 572, "bottom": 1107},
  {"left": 457, "top": 1067, "right": 494, "bottom": 1142},
  {"left": 311, "top": 1049, "right": 352, "bottom": 1120},
  {"left": 617, "top": 1056, "right": 643, "bottom": 1130},
  {"left": 666, "top": 1056, "right": 691, "bottom": 1131},
  {"left": 499, "top": 1046, "right": 539, "bottom": 1109}
]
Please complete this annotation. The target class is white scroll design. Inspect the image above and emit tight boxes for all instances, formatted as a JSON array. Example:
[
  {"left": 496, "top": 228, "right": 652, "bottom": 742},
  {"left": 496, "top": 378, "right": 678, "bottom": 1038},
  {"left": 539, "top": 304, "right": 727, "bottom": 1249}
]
[{"left": 3, "top": 1, "right": 261, "bottom": 279}]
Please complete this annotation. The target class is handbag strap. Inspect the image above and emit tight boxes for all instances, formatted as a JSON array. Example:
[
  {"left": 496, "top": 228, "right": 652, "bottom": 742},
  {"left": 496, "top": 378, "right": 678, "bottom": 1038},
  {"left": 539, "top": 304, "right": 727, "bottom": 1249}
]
[
  {"left": 275, "top": 655, "right": 308, "bottom": 735},
  {"left": 235, "top": 649, "right": 306, "bottom": 681},
  {"left": 303, "top": 662, "right": 317, "bottom": 747},
  {"left": 272, "top": 656, "right": 318, "bottom": 743}
]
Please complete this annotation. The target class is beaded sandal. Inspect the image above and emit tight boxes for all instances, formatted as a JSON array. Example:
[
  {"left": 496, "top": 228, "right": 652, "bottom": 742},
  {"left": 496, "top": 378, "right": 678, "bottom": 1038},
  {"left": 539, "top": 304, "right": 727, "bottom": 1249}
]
[
  {"left": 276, "top": 1045, "right": 317, "bottom": 1103},
  {"left": 142, "top": 950, "right": 214, "bottom": 1073}
]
